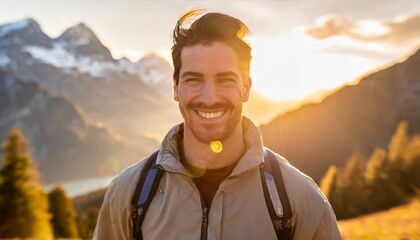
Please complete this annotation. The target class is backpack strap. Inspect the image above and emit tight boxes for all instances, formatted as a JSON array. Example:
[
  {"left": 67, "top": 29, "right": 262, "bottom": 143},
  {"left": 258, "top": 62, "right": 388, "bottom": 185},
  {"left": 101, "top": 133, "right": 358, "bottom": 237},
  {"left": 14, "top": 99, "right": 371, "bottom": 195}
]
[
  {"left": 131, "top": 150, "right": 163, "bottom": 240},
  {"left": 260, "top": 148, "right": 292, "bottom": 240},
  {"left": 131, "top": 149, "right": 292, "bottom": 240}
]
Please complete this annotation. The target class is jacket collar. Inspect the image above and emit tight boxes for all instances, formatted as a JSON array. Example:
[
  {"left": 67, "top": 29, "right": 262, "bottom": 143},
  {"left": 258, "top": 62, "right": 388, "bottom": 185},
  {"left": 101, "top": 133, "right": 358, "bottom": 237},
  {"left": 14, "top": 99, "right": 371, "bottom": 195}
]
[{"left": 156, "top": 116, "right": 264, "bottom": 176}]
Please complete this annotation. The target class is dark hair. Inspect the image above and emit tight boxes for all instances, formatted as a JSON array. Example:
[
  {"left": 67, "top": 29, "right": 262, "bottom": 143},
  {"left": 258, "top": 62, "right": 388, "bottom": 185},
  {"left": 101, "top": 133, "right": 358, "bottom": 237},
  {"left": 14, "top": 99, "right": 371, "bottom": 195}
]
[{"left": 171, "top": 9, "right": 252, "bottom": 83}]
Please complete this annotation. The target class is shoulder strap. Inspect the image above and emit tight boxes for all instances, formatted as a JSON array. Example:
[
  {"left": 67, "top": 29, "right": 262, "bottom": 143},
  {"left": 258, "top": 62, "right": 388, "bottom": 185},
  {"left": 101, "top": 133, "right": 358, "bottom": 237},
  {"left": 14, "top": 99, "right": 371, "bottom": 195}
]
[
  {"left": 131, "top": 149, "right": 292, "bottom": 240},
  {"left": 131, "top": 150, "right": 163, "bottom": 240},
  {"left": 260, "top": 148, "right": 292, "bottom": 240}
]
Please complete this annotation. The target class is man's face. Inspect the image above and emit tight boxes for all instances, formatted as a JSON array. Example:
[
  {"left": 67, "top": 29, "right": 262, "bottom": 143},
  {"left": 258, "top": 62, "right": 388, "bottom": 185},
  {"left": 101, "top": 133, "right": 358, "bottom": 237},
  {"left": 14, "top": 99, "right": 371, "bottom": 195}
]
[{"left": 174, "top": 41, "right": 252, "bottom": 144}]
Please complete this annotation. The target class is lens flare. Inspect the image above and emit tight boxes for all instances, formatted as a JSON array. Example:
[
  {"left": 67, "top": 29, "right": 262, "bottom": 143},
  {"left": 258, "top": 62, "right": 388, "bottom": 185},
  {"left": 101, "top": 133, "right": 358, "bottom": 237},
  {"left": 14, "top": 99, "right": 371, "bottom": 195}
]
[{"left": 210, "top": 140, "right": 223, "bottom": 153}]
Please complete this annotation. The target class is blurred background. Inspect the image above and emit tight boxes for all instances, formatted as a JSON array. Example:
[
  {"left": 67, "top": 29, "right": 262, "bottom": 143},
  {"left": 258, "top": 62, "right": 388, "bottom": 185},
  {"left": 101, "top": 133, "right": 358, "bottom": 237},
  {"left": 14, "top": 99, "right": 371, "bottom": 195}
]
[{"left": 0, "top": 0, "right": 419, "bottom": 239}]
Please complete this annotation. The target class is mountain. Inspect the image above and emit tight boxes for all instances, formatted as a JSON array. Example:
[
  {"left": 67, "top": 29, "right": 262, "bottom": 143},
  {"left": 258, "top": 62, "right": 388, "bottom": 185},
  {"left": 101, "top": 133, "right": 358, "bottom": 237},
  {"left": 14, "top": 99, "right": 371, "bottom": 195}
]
[
  {"left": 0, "top": 18, "right": 51, "bottom": 48},
  {"left": 244, "top": 90, "right": 330, "bottom": 125},
  {"left": 0, "top": 70, "right": 131, "bottom": 182},
  {"left": 260, "top": 48, "right": 420, "bottom": 183},
  {"left": 118, "top": 53, "right": 174, "bottom": 97},
  {"left": 56, "top": 23, "right": 113, "bottom": 61},
  {"left": 243, "top": 91, "right": 298, "bottom": 125},
  {"left": 0, "top": 18, "right": 181, "bottom": 183}
]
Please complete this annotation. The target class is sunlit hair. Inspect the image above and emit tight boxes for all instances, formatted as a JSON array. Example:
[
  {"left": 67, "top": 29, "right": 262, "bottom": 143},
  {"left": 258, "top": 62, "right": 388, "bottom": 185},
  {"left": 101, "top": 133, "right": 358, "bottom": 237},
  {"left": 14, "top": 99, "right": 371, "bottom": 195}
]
[{"left": 171, "top": 9, "right": 252, "bottom": 83}]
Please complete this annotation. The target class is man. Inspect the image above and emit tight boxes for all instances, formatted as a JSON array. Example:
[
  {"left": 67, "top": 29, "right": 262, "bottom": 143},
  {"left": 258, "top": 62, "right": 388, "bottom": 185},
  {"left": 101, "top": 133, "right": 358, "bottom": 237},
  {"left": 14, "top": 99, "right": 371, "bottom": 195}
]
[{"left": 94, "top": 10, "right": 341, "bottom": 240}]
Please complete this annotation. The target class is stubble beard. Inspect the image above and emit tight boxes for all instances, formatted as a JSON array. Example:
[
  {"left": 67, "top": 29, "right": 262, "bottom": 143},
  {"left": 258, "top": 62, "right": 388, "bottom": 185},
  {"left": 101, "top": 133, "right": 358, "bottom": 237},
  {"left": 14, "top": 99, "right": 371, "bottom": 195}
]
[{"left": 179, "top": 102, "right": 243, "bottom": 144}]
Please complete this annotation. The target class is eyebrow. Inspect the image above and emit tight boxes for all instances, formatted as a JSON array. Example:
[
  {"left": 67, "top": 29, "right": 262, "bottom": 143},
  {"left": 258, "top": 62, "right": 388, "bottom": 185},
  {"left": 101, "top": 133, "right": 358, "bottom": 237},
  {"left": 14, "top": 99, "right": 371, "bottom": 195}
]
[
  {"left": 180, "top": 71, "right": 239, "bottom": 79},
  {"left": 180, "top": 72, "right": 204, "bottom": 78},
  {"left": 216, "top": 71, "right": 239, "bottom": 78}
]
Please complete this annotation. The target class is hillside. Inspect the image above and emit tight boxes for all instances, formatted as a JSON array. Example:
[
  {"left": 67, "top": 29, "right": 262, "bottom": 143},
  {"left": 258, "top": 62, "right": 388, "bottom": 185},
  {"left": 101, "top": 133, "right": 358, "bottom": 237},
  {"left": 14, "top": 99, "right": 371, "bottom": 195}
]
[
  {"left": 243, "top": 91, "right": 299, "bottom": 124},
  {"left": 72, "top": 188, "right": 106, "bottom": 213},
  {"left": 260, "top": 48, "right": 420, "bottom": 183},
  {"left": 338, "top": 200, "right": 420, "bottom": 239},
  {"left": 0, "top": 70, "right": 133, "bottom": 182}
]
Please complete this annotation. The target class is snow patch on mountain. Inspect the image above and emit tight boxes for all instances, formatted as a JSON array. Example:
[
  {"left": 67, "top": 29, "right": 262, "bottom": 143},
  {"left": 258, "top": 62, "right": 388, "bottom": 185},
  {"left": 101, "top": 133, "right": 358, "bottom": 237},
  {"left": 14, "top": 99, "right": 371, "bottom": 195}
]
[
  {"left": 0, "top": 108, "right": 31, "bottom": 128},
  {"left": 117, "top": 55, "right": 172, "bottom": 86},
  {"left": 25, "top": 44, "right": 76, "bottom": 68},
  {"left": 77, "top": 56, "right": 117, "bottom": 77},
  {"left": 0, "top": 18, "right": 35, "bottom": 37},
  {"left": 0, "top": 53, "right": 10, "bottom": 68},
  {"left": 24, "top": 43, "right": 118, "bottom": 78},
  {"left": 137, "top": 55, "right": 172, "bottom": 85}
]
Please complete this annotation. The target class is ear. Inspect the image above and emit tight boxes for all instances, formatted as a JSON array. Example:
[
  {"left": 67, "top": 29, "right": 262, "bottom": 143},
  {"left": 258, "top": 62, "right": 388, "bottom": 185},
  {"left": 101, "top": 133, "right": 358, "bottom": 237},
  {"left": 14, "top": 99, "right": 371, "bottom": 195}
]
[
  {"left": 242, "top": 77, "right": 252, "bottom": 102},
  {"left": 173, "top": 75, "right": 179, "bottom": 102}
]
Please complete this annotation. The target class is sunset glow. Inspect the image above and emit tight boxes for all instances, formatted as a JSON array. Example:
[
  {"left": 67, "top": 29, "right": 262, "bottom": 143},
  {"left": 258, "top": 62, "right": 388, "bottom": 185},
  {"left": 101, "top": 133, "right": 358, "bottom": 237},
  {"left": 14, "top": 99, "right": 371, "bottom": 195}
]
[
  {"left": 249, "top": 36, "right": 378, "bottom": 100},
  {"left": 0, "top": 0, "right": 419, "bottom": 102}
]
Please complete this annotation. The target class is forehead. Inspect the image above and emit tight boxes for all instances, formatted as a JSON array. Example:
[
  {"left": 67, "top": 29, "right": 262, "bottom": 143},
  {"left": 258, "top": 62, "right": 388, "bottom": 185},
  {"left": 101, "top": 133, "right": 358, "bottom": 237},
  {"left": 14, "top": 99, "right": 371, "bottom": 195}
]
[{"left": 180, "top": 41, "right": 241, "bottom": 74}]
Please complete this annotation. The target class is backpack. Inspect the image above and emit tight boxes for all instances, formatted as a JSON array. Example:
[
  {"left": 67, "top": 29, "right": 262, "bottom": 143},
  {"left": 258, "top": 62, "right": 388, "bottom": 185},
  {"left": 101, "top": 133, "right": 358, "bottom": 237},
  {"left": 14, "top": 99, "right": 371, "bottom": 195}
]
[{"left": 131, "top": 148, "right": 292, "bottom": 240}]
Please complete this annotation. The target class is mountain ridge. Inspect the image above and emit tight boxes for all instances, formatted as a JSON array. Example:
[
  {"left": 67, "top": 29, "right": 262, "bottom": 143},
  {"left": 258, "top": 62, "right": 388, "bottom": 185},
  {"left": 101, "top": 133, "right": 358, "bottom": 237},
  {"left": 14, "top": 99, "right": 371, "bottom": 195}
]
[
  {"left": 56, "top": 22, "right": 114, "bottom": 61},
  {"left": 0, "top": 18, "right": 179, "bottom": 183},
  {"left": 260, "top": 48, "right": 420, "bottom": 182}
]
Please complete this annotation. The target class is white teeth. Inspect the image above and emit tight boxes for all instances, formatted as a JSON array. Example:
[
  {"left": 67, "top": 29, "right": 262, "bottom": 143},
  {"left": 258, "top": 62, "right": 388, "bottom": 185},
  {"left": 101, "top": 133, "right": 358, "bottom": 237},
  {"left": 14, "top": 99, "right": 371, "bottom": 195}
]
[{"left": 198, "top": 111, "right": 224, "bottom": 119}]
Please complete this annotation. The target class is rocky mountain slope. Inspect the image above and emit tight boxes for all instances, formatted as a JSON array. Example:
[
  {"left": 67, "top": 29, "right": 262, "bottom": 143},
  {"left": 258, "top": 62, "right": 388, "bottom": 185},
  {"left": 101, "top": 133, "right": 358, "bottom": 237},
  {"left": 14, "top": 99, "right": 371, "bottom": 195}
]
[
  {"left": 0, "top": 70, "right": 131, "bottom": 182},
  {"left": 260, "top": 48, "right": 420, "bottom": 182}
]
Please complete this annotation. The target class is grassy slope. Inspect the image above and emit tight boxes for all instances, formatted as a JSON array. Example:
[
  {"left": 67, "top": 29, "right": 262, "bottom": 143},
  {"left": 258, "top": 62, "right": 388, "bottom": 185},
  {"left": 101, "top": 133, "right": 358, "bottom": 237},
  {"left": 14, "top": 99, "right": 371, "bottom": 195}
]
[{"left": 338, "top": 200, "right": 420, "bottom": 240}]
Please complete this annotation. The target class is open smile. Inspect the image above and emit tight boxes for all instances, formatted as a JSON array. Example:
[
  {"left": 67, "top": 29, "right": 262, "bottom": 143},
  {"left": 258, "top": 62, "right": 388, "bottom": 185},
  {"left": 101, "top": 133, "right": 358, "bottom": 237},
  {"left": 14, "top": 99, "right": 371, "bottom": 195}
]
[{"left": 196, "top": 110, "right": 226, "bottom": 119}]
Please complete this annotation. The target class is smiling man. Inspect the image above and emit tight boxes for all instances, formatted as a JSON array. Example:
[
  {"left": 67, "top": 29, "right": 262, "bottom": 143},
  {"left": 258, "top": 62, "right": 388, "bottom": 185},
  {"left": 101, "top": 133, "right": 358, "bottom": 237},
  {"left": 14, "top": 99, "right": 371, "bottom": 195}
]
[{"left": 94, "top": 10, "right": 341, "bottom": 240}]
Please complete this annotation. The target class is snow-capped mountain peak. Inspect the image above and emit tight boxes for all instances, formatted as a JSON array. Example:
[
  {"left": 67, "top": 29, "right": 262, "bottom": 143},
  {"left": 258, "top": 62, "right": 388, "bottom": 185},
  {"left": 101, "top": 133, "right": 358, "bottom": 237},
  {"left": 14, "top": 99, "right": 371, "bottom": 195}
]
[
  {"left": 55, "top": 22, "right": 113, "bottom": 61},
  {"left": 0, "top": 18, "right": 51, "bottom": 48},
  {"left": 0, "top": 18, "right": 41, "bottom": 37},
  {"left": 57, "top": 23, "right": 96, "bottom": 47}
]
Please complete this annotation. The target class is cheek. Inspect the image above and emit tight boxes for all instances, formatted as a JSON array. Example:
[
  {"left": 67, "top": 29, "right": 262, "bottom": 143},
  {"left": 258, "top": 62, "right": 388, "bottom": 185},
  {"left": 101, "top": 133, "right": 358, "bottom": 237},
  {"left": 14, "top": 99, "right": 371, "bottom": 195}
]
[
  {"left": 226, "top": 87, "right": 245, "bottom": 100},
  {"left": 175, "top": 87, "right": 196, "bottom": 102}
]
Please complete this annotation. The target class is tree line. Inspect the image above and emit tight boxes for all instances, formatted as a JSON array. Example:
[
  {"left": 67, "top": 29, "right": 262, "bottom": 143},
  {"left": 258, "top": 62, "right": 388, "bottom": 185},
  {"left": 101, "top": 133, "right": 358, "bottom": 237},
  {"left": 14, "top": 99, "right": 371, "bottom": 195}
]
[
  {"left": 0, "top": 127, "right": 98, "bottom": 239},
  {"left": 320, "top": 121, "right": 420, "bottom": 219}
]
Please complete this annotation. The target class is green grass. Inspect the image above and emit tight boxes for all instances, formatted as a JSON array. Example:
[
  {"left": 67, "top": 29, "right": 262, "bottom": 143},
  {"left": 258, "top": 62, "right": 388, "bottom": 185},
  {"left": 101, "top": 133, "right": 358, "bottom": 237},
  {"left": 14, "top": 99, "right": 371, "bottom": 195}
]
[{"left": 338, "top": 200, "right": 420, "bottom": 240}]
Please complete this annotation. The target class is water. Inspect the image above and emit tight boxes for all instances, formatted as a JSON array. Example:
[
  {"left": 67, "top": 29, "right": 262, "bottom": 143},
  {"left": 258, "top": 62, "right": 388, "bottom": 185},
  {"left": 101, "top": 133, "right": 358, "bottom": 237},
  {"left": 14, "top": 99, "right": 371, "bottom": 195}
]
[{"left": 46, "top": 175, "right": 115, "bottom": 197}]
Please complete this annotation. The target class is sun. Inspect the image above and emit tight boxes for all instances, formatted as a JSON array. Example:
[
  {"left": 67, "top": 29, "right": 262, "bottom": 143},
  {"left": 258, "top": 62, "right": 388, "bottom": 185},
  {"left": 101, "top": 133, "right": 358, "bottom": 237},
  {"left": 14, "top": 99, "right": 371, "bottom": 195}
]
[{"left": 248, "top": 35, "right": 378, "bottom": 101}]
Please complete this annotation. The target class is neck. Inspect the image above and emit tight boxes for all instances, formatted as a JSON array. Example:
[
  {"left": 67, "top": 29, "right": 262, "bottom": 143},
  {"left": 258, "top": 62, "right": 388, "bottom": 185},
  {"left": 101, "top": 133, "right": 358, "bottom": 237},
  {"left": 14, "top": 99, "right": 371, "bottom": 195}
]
[{"left": 182, "top": 122, "right": 246, "bottom": 169}]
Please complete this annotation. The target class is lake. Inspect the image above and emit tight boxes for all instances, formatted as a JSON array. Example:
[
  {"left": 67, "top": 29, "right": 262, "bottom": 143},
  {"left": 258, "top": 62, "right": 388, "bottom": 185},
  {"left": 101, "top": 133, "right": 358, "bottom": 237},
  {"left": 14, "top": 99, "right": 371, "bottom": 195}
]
[{"left": 46, "top": 175, "right": 115, "bottom": 197}]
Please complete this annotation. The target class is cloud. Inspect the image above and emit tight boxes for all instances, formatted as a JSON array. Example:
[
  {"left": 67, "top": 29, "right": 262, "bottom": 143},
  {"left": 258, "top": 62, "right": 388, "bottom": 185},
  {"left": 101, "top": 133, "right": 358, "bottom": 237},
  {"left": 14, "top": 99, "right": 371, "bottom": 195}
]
[
  {"left": 304, "top": 13, "right": 420, "bottom": 46},
  {"left": 305, "top": 14, "right": 356, "bottom": 39},
  {"left": 382, "top": 14, "right": 420, "bottom": 45}
]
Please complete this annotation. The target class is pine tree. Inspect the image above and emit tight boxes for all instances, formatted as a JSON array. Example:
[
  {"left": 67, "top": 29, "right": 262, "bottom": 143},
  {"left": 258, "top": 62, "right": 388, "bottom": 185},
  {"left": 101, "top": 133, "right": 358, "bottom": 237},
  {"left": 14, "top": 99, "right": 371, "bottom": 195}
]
[
  {"left": 320, "top": 165, "right": 350, "bottom": 218},
  {"left": 0, "top": 127, "right": 53, "bottom": 239},
  {"left": 387, "top": 121, "right": 411, "bottom": 197},
  {"left": 402, "top": 136, "right": 420, "bottom": 195},
  {"left": 365, "top": 148, "right": 388, "bottom": 184},
  {"left": 388, "top": 121, "right": 410, "bottom": 162},
  {"left": 320, "top": 165, "right": 338, "bottom": 205},
  {"left": 338, "top": 153, "right": 368, "bottom": 218},
  {"left": 364, "top": 148, "right": 400, "bottom": 212},
  {"left": 78, "top": 207, "right": 99, "bottom": 239},
  {"left": 48, "top": 185, "right": 79, "bottom": 238}
]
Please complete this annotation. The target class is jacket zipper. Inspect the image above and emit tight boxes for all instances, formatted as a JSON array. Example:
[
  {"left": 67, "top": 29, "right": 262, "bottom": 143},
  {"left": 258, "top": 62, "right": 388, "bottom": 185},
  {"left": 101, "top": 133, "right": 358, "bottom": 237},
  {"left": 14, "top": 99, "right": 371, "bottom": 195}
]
[
  {"left": 162, "top": 170, "right": 211, "bottom": 240},
  {"left": 189, "top": 177, "right": 210, "bottom": 240},
  {"left": 201, "top": 206, "right": 210, "bottom": 240}
]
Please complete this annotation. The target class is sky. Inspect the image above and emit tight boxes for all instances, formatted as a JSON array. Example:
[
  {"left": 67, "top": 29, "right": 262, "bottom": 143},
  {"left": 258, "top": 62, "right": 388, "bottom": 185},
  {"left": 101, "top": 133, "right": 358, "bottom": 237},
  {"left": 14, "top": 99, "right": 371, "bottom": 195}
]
[{"left": 1, "top": 0, "right": 419, "bottom": 101}]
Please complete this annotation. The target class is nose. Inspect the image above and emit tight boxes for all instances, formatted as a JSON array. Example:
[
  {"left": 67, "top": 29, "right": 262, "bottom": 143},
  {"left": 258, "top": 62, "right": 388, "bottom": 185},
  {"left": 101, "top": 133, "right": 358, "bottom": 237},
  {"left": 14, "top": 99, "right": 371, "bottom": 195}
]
[{"left": 199, "top": 82, "right": 219, "bottom": 107}]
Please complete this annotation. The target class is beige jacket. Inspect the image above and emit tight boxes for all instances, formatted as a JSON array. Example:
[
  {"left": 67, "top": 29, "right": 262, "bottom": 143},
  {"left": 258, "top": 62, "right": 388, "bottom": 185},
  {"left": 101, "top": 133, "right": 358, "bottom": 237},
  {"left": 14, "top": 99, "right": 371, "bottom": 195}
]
[{"left": 93, "top": 118, "right": 341, "bottom": 240}]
